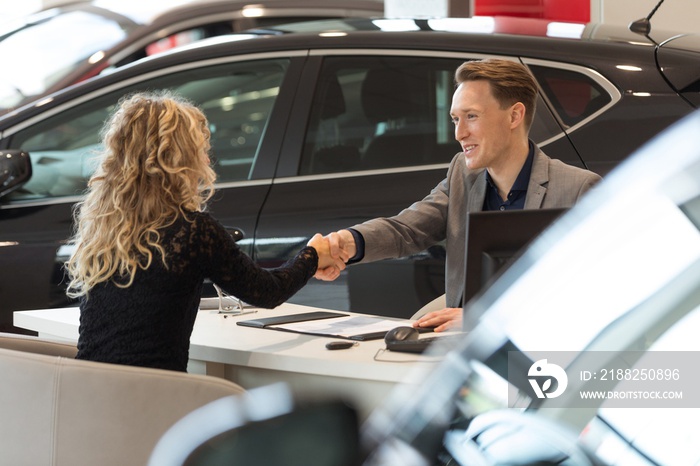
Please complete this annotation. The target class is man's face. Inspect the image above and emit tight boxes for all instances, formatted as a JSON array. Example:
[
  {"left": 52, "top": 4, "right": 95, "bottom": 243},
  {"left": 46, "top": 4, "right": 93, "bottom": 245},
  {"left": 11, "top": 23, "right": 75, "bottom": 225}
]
[{"left": 450, "top": 80, "right": 516, "bottom": 172}]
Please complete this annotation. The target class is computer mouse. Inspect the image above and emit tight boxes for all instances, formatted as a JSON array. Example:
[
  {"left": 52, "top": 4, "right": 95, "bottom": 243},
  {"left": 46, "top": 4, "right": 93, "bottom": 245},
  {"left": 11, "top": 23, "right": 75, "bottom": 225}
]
[{"left": 384, "top": 326, "right": 420, "bottom": 344}]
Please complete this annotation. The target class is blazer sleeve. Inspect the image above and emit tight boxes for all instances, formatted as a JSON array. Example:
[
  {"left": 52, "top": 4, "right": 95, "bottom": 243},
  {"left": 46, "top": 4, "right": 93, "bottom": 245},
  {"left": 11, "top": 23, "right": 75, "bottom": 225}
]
[{"left": 351, "top": 153, "right": 463, "bottom": 263}]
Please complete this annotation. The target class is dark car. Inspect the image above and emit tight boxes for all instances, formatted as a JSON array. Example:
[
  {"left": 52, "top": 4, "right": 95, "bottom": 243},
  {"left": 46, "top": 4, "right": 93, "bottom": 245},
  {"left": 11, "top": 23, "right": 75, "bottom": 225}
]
[
  {"left": 1, "top": 16, "right": 699, "bottom": 332},
  {"left": 0, "top": 0, "right": 383, "bottom": 115}
]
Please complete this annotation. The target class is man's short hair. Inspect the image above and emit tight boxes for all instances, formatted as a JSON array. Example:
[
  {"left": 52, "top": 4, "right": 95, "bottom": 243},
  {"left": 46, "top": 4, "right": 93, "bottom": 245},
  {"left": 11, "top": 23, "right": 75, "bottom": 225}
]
[{"left": 455, "top": 59, "right": 538, "bottom": 130}]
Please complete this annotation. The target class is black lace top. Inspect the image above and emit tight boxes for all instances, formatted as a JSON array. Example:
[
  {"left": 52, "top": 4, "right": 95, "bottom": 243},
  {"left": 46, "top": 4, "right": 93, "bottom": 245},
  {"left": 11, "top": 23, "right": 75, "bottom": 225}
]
[{"left": 75, "top": 211, "right": 318, "bottom": 372}]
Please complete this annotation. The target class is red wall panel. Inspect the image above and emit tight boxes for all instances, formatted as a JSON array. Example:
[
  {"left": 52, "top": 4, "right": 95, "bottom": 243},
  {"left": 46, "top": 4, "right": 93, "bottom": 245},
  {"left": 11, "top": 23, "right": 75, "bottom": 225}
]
[{"left": 474, "top": 0, "right": 590, "bottom": 22}]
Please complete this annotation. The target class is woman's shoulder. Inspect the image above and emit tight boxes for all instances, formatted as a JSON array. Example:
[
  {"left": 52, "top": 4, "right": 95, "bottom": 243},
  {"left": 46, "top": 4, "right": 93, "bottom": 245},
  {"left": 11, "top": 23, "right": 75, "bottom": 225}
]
[
  {"left": 162, "top": 210, "right": 220, "bottom": 237},
  {"left": 184, "top": 210, "right": 215, "bottom": 223},
  {"left": 187, "top": 210, "right": 234, "bottom": 238},
  {"left": 163, "top": 211, "right": 230, "bottom": 257}
]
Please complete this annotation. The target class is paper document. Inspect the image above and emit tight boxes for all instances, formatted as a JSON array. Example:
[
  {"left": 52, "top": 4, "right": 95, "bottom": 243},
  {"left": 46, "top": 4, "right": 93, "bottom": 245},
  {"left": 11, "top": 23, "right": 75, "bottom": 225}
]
[{"left": 272, "top": 315, "right": 409, "bottom": 340}]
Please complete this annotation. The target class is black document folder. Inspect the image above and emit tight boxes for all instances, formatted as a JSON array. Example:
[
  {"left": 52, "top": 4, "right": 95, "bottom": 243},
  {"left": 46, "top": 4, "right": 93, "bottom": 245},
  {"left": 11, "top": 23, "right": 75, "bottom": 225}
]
[
  {"left": 236, "top": 311, "right": 399, "bottom": 341},
  {"left": 236, "top": 311, "right": 347, "bottom": 328}
]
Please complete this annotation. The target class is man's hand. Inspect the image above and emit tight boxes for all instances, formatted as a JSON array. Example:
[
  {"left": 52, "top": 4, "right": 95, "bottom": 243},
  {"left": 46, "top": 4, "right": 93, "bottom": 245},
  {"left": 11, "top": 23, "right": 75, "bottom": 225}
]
[
  {"left": 327, "top": 230, "right": 356, "bottom": 260},
  {"left": 314, "top": 230, "right": 356, "bottom": 281},
  {"left": 412, "top": 307, "right": 462, "bottom": 333}
]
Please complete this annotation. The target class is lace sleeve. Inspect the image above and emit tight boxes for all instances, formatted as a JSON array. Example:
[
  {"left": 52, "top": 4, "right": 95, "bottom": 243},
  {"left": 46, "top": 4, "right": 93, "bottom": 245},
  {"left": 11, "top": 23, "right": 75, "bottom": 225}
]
[{"left": 193, "top": 213, "right": 318, "bottom": 308}]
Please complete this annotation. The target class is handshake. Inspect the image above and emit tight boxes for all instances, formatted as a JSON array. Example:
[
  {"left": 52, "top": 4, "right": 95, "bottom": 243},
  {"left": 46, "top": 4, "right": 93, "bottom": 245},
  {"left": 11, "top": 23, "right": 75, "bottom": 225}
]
[
  {"left": 307, "top": 229, "right": 462, "bottom": 332},
  {"left": 307, "top": 230, "right": 356, "bottom": 281}
]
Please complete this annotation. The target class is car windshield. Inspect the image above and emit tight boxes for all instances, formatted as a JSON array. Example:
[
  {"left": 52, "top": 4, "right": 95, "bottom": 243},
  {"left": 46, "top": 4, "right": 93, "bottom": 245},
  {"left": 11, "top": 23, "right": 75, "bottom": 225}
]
[{"left": 0, "top": 8, "right": 132, "bottom": 110}]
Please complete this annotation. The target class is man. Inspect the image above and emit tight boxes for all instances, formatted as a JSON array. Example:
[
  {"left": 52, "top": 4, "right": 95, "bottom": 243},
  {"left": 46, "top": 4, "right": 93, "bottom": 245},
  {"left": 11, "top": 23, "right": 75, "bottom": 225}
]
[{"left": 316, "top": 59, "right": 601, "bottom": 331}]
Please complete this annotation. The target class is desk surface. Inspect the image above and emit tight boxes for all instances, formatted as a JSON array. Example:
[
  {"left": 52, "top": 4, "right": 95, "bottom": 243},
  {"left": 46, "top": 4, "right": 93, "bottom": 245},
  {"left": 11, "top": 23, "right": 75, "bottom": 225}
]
[
  {"left": 14, "top": 304, "right": 455, "bottom": 419},
  {"left": 14, "top": 303, "right": 442, "bottom": 385}
]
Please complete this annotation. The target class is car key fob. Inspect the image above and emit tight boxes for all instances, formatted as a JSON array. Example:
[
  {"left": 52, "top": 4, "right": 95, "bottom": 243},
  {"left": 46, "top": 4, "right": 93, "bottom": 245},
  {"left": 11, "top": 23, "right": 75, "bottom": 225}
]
[{"left": 325, "top": 341, "right": 356, "bottom": 350}]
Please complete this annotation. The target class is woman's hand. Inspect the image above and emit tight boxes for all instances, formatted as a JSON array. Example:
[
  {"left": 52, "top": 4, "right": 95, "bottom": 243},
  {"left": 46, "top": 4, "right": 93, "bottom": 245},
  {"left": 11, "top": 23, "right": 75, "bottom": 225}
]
[{"left": 307, "top": 233, "right": 347, "bottom": 280}]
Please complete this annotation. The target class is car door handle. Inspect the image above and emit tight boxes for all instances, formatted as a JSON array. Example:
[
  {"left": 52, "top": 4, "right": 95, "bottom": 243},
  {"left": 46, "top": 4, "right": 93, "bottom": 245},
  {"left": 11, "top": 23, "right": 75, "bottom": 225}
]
[{"left": 225, "top": 227, "right": 245, "bottom": 243}]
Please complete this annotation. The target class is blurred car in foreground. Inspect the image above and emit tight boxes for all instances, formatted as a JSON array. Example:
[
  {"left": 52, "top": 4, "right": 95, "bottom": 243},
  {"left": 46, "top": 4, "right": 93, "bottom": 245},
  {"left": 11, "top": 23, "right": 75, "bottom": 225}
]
[
  {"left": 360, "top": 109, "right": 700, "bottom": 465},
  {"left": 0, "top": 0, "right": 383, "bottom": 115},
  {"left": 1, "top": 16, "right": 700, "bottom": 332}
]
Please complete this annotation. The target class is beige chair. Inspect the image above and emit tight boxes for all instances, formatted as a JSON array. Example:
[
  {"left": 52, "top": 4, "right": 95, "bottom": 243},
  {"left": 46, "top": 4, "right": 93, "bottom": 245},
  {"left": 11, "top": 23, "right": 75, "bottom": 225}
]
[
  {"left": 0, "top": 331, "right": 78, "bottom": 358},
  {"left": 0, "top": 347, "right": 245, "bottom": 466},
  {"left": 410, "top": 293, "right": 447, "bottom": 320}
]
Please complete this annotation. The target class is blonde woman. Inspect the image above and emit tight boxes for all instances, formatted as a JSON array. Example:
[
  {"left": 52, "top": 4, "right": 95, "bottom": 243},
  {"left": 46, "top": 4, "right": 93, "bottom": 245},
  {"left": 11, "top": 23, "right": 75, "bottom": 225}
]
[{"left": 66, "top": 91, "right": 343, "bottom": 371}]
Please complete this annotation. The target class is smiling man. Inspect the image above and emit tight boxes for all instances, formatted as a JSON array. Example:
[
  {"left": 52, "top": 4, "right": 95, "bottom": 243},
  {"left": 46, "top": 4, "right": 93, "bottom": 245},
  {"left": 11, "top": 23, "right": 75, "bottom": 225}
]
[{"left": 317, "top": 59, "right": 601, "bottom": 331}]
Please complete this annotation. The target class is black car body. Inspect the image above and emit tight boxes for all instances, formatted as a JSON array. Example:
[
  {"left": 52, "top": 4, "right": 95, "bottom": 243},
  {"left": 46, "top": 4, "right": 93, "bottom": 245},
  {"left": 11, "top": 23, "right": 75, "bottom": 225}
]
[{"left": 1, "top": 17, "right": 699, "bottom": 332}]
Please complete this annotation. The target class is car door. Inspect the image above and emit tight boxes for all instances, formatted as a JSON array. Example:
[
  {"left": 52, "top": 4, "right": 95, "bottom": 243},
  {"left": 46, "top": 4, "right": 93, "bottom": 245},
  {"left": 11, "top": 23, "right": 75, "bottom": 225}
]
[
  {"left": 0, "top": 54, "right": 302, "bottom": 332},
  {"left": 256, "top": 52, "right": 579, "bottom": 319}
]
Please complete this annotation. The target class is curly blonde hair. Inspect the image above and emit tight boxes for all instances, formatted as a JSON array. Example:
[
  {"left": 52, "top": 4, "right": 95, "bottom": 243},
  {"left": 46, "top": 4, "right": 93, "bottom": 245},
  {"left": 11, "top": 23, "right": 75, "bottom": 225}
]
[{"left": 65, "top": 91, "right": 216, "bottom": 298}]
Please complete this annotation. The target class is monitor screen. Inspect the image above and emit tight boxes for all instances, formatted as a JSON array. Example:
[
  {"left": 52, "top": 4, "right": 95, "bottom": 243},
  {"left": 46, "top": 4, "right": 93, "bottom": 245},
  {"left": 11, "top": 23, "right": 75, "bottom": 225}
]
[{"left": 463, "top": 208, "right": 568, "bottom": 308}]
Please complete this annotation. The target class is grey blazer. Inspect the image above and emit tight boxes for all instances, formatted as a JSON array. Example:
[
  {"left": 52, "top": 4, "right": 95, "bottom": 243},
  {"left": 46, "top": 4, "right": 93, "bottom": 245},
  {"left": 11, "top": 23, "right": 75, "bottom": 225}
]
[{"left": 352, "top": 148, "right": 602, "bottom": 308}]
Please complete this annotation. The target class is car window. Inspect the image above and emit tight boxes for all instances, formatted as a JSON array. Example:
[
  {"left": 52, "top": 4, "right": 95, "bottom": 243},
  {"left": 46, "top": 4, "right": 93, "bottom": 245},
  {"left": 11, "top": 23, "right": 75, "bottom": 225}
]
[
  {"left": 299, "top": 56, "right": 570, "bottom": 175},
  {"left": 300, "top": 56, "right": 462, "bottom": 175},
  {"left": 528, "top": 64, "right": 612, "bottom": 128},
  {"left": 7, "top": 59, "right": 289, "bottom": 201}
]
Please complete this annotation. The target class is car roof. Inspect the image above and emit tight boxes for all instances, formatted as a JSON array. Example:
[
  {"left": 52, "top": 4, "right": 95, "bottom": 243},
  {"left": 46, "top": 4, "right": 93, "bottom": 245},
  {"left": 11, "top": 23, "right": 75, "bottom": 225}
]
[
  {"left": 258, "top": 16, "right": 695, "bottom": 46},
  {"left": 149, "top": 0, "right": 385, "bottom": 25},
  {"left": 4, "top": 0, "right": 384, "bottom": 49},
  {"left": 147, "top": 16, "right": 664, "bottom": 64},
  {"left": 3, "top": 16, "right": 699, "bottom": 125},
  {"left": 22, "top": 0, "right": 383, "bottom": 26},
  {"left": 0, "top": 0, "right": 384, "bottom": 114},
  {"left": 100, "top": 0, "right": 385, "bottom": 64}
]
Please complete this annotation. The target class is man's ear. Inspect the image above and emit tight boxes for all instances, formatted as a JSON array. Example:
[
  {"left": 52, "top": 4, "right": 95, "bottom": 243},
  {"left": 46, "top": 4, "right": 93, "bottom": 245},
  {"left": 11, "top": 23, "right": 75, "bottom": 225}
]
[{"left": 510, "top": 102, "right": 526, "bottom": 129}]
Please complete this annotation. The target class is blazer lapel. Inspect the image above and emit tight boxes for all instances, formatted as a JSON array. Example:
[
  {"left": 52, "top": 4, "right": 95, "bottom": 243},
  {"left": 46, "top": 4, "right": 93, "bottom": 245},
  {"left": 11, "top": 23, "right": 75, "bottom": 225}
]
[
  {"left": 448, "top": 169, "right": 486, "bottom": 308},
  {"left": 525, "top": 150, "right": 549, "bottom": 209},
  {"left": 467, "top": 170, "right": 487, "bottom": 212}
]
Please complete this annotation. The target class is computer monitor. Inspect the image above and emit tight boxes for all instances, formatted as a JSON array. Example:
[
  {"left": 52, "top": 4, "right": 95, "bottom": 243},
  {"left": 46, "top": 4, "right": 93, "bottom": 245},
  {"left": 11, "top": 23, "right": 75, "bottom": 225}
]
[{"left": 463, "top": 208, "right": 568, "bottom": 307}]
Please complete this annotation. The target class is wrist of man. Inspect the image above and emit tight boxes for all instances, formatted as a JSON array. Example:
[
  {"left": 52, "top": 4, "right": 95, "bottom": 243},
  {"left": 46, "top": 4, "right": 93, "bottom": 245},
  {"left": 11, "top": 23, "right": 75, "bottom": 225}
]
[{"left": 347, "top": 228, "right": 365, "bottom": 264}]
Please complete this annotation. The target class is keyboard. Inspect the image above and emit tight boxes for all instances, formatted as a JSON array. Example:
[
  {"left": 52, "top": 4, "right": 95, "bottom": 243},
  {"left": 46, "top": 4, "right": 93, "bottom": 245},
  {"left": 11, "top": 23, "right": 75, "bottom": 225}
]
[{"left": 385, "top": 333, "right": 465, "bottom": 354}]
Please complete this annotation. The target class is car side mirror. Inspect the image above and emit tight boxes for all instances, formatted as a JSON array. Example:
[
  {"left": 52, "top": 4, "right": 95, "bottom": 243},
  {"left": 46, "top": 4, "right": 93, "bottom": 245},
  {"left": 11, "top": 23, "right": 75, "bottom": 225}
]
[{"left": 0, "top": 150, "right": 32, "bottom": 198}]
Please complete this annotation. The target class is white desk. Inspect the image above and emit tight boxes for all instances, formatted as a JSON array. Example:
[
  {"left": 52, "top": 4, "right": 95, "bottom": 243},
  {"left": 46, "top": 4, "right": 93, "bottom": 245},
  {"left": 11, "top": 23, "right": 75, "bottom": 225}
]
[{"left": 14, "top": 303, "right": 441, "bottom": 420}]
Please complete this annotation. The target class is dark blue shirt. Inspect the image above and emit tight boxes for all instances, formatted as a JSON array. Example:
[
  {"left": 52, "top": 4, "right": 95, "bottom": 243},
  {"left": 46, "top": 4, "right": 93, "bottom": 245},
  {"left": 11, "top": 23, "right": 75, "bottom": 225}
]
[{"left": 483, "top": 141, "right": 535, "bottom": 211}]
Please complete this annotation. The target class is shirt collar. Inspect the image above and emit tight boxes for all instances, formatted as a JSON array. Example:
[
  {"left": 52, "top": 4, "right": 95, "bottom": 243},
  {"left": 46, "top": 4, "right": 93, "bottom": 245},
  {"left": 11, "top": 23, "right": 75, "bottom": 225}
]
[{"left": 485, "top": 140, "right": 535, "bottom": 193}]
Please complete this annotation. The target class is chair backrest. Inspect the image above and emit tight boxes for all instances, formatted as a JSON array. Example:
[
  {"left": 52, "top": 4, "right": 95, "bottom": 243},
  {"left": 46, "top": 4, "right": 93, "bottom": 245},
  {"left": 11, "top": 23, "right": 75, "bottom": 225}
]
[
  {"left": 183, "top": 400, "right": 360, "bottom": 466},
  {"left": 0, "top": 332, "right": 78, "bottom": 358},
  {"left": 0, "top": 348, "right": 245, "bottom": 466},
  {"left": 149, "top": 384, "right": 360, "bottom": 466}
]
